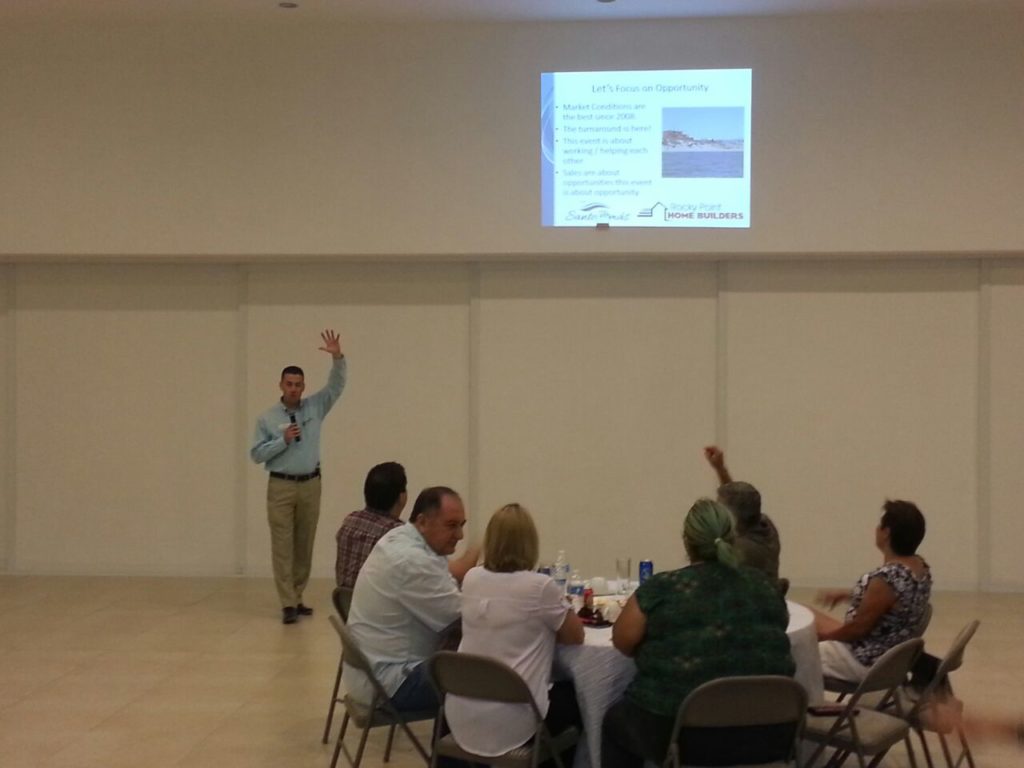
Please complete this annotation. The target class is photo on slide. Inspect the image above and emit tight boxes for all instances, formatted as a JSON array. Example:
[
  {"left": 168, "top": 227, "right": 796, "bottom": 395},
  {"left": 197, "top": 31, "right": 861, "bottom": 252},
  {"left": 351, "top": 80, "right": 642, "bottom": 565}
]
[{"left": 662, "top": 107, "right": 745, "bottom": 178}]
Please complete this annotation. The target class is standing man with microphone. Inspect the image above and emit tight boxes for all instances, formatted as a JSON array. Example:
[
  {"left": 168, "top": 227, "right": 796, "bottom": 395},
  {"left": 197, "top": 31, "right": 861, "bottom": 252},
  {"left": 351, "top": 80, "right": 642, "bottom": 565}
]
[{"left": 251, "top": 329, "right": 347, "bottom": 624}]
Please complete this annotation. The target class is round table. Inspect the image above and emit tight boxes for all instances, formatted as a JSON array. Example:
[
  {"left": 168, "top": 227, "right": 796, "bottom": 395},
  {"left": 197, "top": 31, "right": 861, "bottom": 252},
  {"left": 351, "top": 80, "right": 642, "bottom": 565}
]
[{"left": 786, "top": 600, "right": 825, "bottom": 704}]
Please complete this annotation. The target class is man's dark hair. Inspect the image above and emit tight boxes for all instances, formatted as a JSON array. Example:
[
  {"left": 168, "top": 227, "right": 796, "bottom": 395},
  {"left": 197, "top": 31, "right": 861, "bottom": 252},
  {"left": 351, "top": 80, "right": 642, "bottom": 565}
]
[
  {"left": 717, "top": 481, "right": 762, "bottom": 531},
  {"left": 409, "top": 486, "right": 459, "bottom": 523},
  {"left": 280, "top": 365, "right": 304, "bottom": 380},
  {"left": 881, "top": 499, "right": 926, "bottom": 556},
  {"left": 364, "top": 462, "right": 407, "bottom": 512}
]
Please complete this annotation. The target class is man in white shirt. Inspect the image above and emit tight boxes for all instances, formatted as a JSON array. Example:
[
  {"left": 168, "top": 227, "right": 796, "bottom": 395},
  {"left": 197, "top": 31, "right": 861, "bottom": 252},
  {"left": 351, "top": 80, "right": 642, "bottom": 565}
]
[{"left": 343, "top": 485, "right": 479, "bottom": 712}]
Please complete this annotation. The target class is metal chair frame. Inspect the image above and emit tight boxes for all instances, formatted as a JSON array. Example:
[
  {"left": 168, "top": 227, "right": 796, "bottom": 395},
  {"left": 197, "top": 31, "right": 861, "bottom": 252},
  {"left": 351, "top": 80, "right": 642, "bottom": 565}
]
[
  {"left": 321, "top": 586, "right": 355, "bottom": 744},
  {"left": 327, "top": 614, "right": 432, "bottom": 768},
  {"left": 903, "top": 620, "right": 980, "bottom": 768},
  {"left": 803, "top": 637, "right": 924, "bottom": 768}
]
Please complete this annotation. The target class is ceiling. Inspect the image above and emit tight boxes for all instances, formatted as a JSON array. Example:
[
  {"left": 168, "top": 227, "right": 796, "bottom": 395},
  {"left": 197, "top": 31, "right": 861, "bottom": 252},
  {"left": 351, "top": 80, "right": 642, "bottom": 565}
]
[{"left": 1, "top": 0, "right": 1017, "bottom": 24}]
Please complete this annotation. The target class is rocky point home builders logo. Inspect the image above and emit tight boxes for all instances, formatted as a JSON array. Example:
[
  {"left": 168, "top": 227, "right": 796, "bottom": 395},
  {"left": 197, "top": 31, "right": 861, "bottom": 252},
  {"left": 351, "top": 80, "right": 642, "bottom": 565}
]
[
  {"left": 638, "top": 202, "right": 666, "bottom": 219},
  {"left": 640, "top": 201, "right": 694, "bottom": 221},
  {"left": 638, "top": 201, "right": 744, "bottom": 222}
]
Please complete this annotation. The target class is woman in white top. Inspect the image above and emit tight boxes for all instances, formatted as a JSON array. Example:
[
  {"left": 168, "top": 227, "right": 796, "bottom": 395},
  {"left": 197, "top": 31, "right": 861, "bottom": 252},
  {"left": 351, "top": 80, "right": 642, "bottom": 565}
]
[{"left": 445, "top": 503, "right": 585, "bottom": 759}]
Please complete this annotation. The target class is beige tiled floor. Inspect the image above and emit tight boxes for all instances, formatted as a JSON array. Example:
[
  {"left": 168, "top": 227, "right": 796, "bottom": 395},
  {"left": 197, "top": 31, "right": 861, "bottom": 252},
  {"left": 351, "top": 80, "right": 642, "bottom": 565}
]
[{"left": 0, "top": 577, "right": 1020, "bottom": 768}]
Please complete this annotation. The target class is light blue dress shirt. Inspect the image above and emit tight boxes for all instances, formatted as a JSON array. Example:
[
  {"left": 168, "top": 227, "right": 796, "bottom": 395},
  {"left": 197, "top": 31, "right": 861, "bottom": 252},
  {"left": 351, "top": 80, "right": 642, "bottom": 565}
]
[
  {"left": 250, "top": 356, "right": 347, "bottom": 475},
  {"left": 342, "top": 523, "right": 461, "bottom": 703}
]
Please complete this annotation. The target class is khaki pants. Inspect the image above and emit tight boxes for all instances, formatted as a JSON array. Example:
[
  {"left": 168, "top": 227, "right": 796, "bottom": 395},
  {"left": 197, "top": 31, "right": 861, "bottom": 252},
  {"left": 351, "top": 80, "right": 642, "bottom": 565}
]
[{"left": 267, "top": 475, "right": 321, "bottom": 608}]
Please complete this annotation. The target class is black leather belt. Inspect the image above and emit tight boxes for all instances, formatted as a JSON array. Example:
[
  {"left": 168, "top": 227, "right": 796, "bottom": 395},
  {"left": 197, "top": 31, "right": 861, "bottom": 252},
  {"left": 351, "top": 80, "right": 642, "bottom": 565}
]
[{"left": 270, "top": 469, "right": 321, "bottom": 482}]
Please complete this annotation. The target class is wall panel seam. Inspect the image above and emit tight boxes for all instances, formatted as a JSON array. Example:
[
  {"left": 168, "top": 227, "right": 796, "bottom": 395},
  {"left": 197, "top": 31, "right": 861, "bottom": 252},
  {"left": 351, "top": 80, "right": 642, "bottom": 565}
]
[
  {"left": 467, "top": 263, "right": 481, "bottom": 537},
  {"left": 2, "top": 266, "right": 15, "bottom": 571},
  {"left": 976, "top": 260, "right": 992, "bottom": 589},
  {"left": 715, "top": 261, "right": 728, "bottom": 447},
  {"left": 235, "top": 265, "right": 249, "bottom": 575}
]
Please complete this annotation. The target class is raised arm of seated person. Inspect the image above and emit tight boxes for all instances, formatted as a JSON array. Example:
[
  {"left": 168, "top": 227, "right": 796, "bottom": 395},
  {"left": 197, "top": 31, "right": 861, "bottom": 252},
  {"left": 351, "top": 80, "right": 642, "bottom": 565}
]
[{"left": 448, "top": 543, "right": 481, "bottom": 585}]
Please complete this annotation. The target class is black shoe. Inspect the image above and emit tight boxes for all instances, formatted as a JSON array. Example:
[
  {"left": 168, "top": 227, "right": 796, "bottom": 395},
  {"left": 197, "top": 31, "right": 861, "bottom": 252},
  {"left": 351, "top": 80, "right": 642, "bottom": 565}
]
[
  {"left": 282, "top": 606, "right": 298, "bottom": 624},
  {"left": 296, "top": 603, "right": 314, "bottom": 617}
]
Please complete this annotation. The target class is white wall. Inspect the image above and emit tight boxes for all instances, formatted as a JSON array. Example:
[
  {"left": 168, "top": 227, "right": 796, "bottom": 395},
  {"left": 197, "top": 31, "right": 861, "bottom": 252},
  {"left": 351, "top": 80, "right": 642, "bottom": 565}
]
[
  {"left": 1, "top": 260, "right": 1022, "bottom": 589},
  {"left": 987, "top": 263, "right": 1024, "bottom": 589},
  {"left": 723, "top": 261, "right": 979, "bottom": 586},
  {"left": 1, "top": 8, "right": 1022, "bottom": 257},
  {"left": 474, "top": 263, "right": 718, "bottom": 574},
  {"left": 243, "top": 265, "right": 473, "bottom": 577},
  {"left": 12, "top": 265, "right": 242, "bottom": 574},
  {"left": 0, "top": 7, "right": 1022, "bottom": 590},
  {"left": 0, "top": 267, "right": 11, "bottom": 570}
]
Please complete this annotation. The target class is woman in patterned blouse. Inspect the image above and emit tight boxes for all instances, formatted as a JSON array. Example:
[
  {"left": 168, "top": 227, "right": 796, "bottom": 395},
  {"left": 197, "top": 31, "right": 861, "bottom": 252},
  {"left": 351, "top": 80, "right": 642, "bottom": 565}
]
[
  {"left": 601, "top": 498, "right": 795, "bottom": 768},
  {"left": 814, "top": 499, "right": 932, "bottom": 683}
]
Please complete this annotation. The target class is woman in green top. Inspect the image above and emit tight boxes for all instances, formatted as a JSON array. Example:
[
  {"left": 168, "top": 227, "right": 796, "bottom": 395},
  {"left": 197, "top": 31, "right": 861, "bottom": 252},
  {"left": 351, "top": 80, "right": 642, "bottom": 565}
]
[{"left": 602, "top": 498, "right": 796, "bottom": 768}]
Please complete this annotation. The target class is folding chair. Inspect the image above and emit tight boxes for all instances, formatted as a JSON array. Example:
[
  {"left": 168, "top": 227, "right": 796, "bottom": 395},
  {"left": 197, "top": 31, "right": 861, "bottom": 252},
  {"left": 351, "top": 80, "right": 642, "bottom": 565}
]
[
  {"left": 663, "top": 675, "right": 807, "bottom": 768},
  {"left": 427, "top": 650, "right": 579, "bottom": 768},
  {"left": 334, "top": 585, "right": 354, "bottom": 621},
  {"left": 901, "top": 620, "right": 980, "bottom": 768},
  {"left": 803, "top": 637, "right": 924, "bottom": 768},
  {"left": 327, "top": 614, "right": 433, "bottom": 768},
  {"left": 321, "top": 586, "right": 355, "bottom": 744},
  {"left": 825, "top": 603, "right": 933, "bottom": 699}
]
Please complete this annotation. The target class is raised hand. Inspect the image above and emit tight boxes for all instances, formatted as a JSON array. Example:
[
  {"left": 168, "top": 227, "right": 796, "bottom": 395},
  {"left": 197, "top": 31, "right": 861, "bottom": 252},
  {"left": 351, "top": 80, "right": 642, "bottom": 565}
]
[
  {"left": 704, "top": 445, "right": 734, "bottom": 486},
  {"left": 318, "top": 329, "right": 343, "bottom": 359},
  {"left": 704, "top": 445, "right": 725, "bottom": 470}
]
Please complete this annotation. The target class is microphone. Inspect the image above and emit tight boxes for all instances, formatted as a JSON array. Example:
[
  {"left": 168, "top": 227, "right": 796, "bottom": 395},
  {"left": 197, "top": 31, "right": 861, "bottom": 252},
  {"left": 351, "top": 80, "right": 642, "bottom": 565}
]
[{"left": 289, "top": 413, "right": 302, "bottom": 442}]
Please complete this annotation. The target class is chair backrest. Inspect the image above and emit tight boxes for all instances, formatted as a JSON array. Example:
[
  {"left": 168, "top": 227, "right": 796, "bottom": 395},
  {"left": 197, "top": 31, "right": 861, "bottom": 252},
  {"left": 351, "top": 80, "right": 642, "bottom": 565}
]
[
  {"left": 666, "top": 676, "right": 807, "bottom": 768},
  {"left": 428, "top": 651, "right": 538, "bottom": 709},
  {"left": 333, "top": 586, "right": 354, "bottom": 622},
  {"left": 934, "top": 619, "right": 979, "bottom": 678},
  {"left": 328, "top": 614, "right": 392, "bottom": 704},
  {"left": 676, "top": 675, "right": 808, "bottom": 729},
  {"left": 849, "top": 637, "right": 924, "bottom": 711},
  {"left": 429, "top": 651, "right": 569, "bottom": 768},
  {"left": 911, "top": 602, "right": 933, "bottom": 638},
  {"left": 904, "top": 620, "right": 980, "bottom": 734},
  {"left": 912, "top": 619, "right": 980, "bottom": 709}
]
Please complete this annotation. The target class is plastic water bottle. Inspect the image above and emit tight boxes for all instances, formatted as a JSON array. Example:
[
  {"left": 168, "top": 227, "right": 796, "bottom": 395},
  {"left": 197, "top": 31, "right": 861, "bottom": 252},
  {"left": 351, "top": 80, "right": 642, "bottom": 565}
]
[
  {"left": 568, "top": 570, "right": 585, "bottom": 611},
  {"left": 552, "top": 550, "right": 570, "bottom": 596}
]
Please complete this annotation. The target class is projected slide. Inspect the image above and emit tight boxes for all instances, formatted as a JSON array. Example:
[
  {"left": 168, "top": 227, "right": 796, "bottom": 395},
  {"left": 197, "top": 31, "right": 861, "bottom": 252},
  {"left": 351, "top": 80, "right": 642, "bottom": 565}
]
[{"left": 541, "top": 69, "right": 752, "bottom": 228}]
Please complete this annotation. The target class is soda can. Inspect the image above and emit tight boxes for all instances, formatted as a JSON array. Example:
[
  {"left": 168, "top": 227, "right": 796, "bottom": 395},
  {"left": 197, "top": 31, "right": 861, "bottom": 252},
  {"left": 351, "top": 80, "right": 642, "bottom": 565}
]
[{"left": 638, "top": 560, "right": 654, "bottom": 584}]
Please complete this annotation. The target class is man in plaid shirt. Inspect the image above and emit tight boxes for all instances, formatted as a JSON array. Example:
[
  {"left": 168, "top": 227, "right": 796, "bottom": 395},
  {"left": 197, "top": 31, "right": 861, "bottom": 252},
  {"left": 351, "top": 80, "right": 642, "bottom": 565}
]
[{"left": 335, "top": 462, "right": 408, "bottom": 589}]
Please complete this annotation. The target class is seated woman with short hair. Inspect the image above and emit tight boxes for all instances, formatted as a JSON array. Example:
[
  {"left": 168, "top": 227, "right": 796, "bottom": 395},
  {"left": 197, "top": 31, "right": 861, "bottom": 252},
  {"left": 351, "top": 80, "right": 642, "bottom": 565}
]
[
  {"left": 814, "top": 499, "right": 931, "bottom": 683},
  {"left": 444, "top": 503, "right": 584, "bottom": 760},
  {"left": 602, "top": 498, "right": 795, "bottom": 768}
]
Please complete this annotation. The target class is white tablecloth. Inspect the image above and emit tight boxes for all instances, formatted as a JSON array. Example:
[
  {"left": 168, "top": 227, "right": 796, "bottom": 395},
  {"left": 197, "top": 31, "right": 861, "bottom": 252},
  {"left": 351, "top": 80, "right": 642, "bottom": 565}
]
[
  {"left": 555, "top": 599, "right": 824, "bottom": 768},
  {"left": 786, "top": 600, "right": 825, "bottom": 704}
]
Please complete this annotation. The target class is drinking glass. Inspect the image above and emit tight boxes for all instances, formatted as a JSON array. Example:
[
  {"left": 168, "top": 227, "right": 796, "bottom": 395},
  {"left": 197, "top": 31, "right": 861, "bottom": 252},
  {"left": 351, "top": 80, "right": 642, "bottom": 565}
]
[{"left": 615, "top": 557, "right": 632, "bottom": 594}]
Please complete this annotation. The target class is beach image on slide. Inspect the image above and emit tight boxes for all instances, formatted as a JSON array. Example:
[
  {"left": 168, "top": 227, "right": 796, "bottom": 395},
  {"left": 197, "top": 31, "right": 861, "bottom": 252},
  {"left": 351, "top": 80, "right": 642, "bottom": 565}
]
[{"left": 662, "top": 107, "right": 745, "bottom": 178}]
